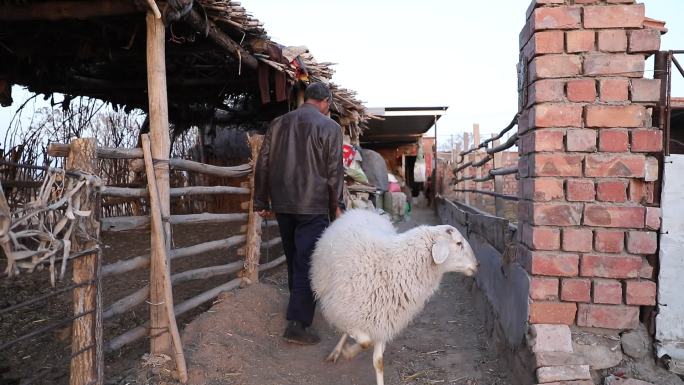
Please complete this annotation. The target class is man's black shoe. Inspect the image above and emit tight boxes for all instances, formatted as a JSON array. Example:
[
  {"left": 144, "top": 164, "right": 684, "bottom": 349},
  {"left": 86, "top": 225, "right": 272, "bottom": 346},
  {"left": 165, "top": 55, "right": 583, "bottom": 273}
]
[{"left": 282, "top": 321, "right": 321, "bottom": 345}]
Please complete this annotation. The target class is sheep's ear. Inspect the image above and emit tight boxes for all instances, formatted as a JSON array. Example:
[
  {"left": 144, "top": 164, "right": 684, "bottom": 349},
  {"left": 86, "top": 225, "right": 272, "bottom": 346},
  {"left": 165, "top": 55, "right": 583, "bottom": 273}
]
[{"left": 432, "top": 239, "right": 450, "bottom": 265}]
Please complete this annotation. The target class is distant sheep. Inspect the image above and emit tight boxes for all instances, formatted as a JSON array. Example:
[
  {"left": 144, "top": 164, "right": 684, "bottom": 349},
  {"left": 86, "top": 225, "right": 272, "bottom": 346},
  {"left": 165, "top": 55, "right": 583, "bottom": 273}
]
[{"left": 311, "top": 209, "right": 478, "bottom": 385}]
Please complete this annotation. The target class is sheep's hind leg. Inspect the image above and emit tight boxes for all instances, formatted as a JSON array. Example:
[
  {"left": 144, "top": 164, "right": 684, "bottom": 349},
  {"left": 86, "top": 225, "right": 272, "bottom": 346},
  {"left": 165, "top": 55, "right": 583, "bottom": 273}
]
[
  {"left": 325, "top": 333, "right": 348, "bottom": 363},
  {"left": 373, "top": 342, "right": 385, "bottom": 385},
  {"left": 341, "top": 332, "right": 373, "bottom": 360}
]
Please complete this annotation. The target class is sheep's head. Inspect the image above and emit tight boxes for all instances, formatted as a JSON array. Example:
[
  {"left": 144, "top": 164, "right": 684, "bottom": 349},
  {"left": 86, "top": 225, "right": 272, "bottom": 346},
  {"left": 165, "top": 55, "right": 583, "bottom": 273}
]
[{"left": 431, "top": 225, "right": 478, "bottom": 276}]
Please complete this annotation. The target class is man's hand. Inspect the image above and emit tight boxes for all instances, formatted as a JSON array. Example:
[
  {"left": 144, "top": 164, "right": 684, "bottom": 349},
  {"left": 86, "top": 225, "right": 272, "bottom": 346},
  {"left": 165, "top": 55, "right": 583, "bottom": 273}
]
[
  {"left": 257, "top": 210, "right": 272, "bottom": 218},
  {"left": 335, "top": 207, "right": 343, "bottom": 219}
]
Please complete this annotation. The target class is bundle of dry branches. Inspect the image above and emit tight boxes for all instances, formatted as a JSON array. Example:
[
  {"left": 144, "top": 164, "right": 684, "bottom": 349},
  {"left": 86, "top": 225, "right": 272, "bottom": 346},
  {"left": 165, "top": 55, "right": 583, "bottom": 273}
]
[{"left": 1, "top": 168, "right": 101, "bottom": 285}]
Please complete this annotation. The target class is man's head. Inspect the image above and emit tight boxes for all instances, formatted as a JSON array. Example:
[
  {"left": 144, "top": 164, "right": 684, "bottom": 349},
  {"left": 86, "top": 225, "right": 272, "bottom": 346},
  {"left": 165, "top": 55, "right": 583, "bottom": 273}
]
[{"left": 304, "top": 82, "right": 333, "bottom": 115}]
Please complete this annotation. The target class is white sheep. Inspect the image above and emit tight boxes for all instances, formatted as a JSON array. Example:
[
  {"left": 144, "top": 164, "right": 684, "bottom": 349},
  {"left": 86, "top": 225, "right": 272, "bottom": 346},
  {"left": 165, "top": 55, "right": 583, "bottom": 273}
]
[{"left": 310, "top": 209, "right": 478, "bottom": 385}]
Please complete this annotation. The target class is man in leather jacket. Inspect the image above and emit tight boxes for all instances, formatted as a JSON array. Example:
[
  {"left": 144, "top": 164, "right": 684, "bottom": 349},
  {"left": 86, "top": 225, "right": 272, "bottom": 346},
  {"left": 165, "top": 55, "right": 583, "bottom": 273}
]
[{"left": 254, "top": 82, "right": 345, "bottom": 345}]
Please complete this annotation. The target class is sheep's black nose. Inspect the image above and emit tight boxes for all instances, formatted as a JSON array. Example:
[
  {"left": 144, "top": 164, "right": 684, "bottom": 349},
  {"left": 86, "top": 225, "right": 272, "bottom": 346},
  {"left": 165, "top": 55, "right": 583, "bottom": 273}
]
[{"left": 476, "top": 262, "right": 481, "bottom": 268}]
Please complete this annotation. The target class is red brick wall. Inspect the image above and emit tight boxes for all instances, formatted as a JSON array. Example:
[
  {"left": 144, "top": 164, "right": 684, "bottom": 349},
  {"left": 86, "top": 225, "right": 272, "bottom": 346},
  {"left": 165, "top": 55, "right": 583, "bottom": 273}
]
[{"left": 518, "top": 0, "right": 662, "bottom": 329}]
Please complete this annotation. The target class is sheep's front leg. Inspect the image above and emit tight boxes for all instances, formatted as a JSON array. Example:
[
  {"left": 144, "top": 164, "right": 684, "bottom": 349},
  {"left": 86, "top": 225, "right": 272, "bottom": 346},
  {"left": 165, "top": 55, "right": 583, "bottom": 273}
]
[
  {"left": 325, "top": 333, "right": 348, "bottom": 363},
  {"left": 373, "top": 342, "right": 385, "bottom": 385}
]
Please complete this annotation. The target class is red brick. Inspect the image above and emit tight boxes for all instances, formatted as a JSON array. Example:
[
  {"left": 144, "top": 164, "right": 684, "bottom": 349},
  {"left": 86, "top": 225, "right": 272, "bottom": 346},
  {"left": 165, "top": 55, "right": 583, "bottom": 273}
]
[
  {"left": 527, "top": 178, "right": 565, "bottom": 201},
  {"left": 585, "top": 154, "right": 645, "bottom": 178},
  {"left": 583, "top": 4, "right": 645, "bottom": 29},
  {"left": 567, "top": 79, "right": 596, "bottom": 102},
  {"left": 598, "top": 30, "right": 628, "bottom": 52},
  {"left": 584, "top": 54, "right": 645, "bottom": 77},
  {"left": 524, "top": 31, "right": 566, "bottom": 58},
  {"left": 522, "top": 130, "right": 565, "bottom": 153},
  {"left": 584, "top": 204, "right": 645, "bottom": 228},
  {"left": 577, "top": 304, "right": 639, "bottom": 329},
  {"left": 607, "top": 0, "right": 636, "bottom": 3},
  {"left": 626, "top": 231, "right": 657, "bottom": 254},
  {"left": 629, "top": 179, "right": 655, "bottom": 204},
  {"left": 530, "top": 301, "right": 577, "bottom": 325},
  {"left": 561, "top": 278, "right": 591, "bottom": 302},
  {"left": 575, "top": 0, "right": 600, "bottom": 3},
  {"left": 593, "top": 279, "right": 623, "bottom": 304},
  {"left": 566, "top": 30, "right": 595, "bottom": 53},
  {"left": 566, "top": 129, "right": 597, "bottom": 152},
  {"left": 566, "top": 179, "right": 595, "bottom": 202},
  {"left": 599, "top": 130, "right": 629, "bottom": 152},
  {"left": 581, "top": 254, "right": 643, "bottom": 278},
  {"left": 533, "top": 202, "right": 583, "bottom": 226},
  {"left": 531, "top": 55, "right": 583, "bottom": 79},
  {"left": 531, "top": 79, "right": 566, "bottom": 104},
  {"left": 531, "top": 252, "right": 580, "bottom": 277},
  {"left": 533, "top": 154, "right": 583, "bottom": 177},
  {"left": 625, "top": 280, "right": 656, "bottom": 305},
  {"left": 631, "top": 79, "right": 661, "bottom": 103},
  {"left": 562, "top": 228, "right": 593, "bottom": 253},
  {"left": 631, "top": 130, "right": 663, "bottom": 152},
  {"left": 595, "top": 230, "right": 624, "bottom": 253},
  {"left": 532, "top": 104, "right": 583, "bottom": 128},
  {"left": 531, "top": 277, "right": 560, "bottom": 301},
  {"left": 525, "top": 0, "right": 566, "bottom": 21},
  {"left": 596, "top": 180, "right": 628, "bottom": 202},
  {"left": 532, "top": 6, "right": 582, "bottom": 30},
  {"left": 599, "top": 78, "right": 629, "bottom": 102},
  {"left": 524, "top": 224, "right": 561, "bottom": 250},
  {"left": 585, "top": 105, "right": 646, "bottom": 128},
  {"left": 645, "top": 207, "right": 661, "bottom": 230},
  {"left": 629, "top": 29, "right": 661, "bottom": 53},
  {"left": 640, "top": 259, "right": 654, "bottom": 279},
  {"left": 646, "top": 156, "right": 659, "bottom": 183}
]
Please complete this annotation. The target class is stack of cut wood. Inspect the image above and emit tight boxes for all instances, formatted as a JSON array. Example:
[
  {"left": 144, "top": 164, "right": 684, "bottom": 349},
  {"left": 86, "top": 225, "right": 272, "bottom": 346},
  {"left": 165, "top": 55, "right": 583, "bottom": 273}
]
[{"left": 201, "top": 0, "right": 267, "bottom": 37}]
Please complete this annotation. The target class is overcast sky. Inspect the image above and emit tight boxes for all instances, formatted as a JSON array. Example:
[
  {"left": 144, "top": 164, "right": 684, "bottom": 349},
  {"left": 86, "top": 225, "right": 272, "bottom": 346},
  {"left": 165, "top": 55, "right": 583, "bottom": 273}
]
[{"left": 1, "top": 0, "right": 683, "bottom": 145}]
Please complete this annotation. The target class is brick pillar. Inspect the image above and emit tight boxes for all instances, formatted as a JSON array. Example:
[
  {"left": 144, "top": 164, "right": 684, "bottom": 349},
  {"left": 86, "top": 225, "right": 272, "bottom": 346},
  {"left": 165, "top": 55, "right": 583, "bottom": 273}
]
[{"left": 518, "top": 0, "right": 662, "bottom": 330}]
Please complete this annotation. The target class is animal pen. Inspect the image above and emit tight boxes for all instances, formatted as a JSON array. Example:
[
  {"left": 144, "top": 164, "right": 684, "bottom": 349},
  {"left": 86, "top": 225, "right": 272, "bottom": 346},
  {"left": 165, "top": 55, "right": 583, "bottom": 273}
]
[{"left": 0, "top": 1, "right": 368, "bottom": 384}]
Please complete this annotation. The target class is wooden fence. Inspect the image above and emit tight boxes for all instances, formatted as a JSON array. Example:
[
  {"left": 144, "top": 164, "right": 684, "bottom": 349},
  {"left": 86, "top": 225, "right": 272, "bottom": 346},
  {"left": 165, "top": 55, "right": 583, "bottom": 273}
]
[
  {"left": 1, "top": 134, "right": 283, "bottom": 384},
  {"left": 451, "top": 114, "right": 520, "bottom": 223}
]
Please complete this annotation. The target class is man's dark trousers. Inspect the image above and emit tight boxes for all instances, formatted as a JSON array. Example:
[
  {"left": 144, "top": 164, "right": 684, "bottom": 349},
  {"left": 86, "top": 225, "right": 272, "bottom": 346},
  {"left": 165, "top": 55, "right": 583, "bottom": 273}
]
[{"left": 275, "top": 213, "right": 329, "bottom": 327}]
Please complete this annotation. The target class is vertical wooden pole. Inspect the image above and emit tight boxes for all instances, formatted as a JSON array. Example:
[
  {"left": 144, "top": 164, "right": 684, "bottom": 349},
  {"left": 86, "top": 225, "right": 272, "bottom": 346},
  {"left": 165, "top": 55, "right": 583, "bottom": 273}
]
[
  {"left": 473, "top": 126, "right": 482, "bottom": 208},
  {"left": 141, "top": 135, "right": 188, "bottom": 383},
  {"left": 242, "top": 135, "right": 264, "bottom": 284},
  {"left": 493, "top": 138, "right": 505, "bottom": 218},
  {"left": 464, "top": 153, "right": 471, "bottom": 206},
  {"left": 146, "top": 12, "right": 172, "bottom": 355},
  {"left": 296, "top": 86, "right": 305, "bottom": 107},
  {"left": 68, "top": 138, "right": 102, "bottom": 385}
]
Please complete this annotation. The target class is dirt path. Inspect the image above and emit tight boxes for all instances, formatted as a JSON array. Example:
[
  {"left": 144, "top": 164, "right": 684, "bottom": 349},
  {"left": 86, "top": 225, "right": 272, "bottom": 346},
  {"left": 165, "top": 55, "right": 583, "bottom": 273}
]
[{"left": 180, "top": 208, "right": 510, "bottom": 385}]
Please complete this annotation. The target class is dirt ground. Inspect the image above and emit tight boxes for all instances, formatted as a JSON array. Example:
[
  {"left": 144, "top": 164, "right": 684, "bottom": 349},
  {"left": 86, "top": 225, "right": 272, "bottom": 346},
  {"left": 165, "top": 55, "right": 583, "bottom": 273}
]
[
  {"left": 176, "top": 208, "right": 511, "bottom": 385},
  {"left": 0, "top": 220, "right": 282, "bottom": 385}
]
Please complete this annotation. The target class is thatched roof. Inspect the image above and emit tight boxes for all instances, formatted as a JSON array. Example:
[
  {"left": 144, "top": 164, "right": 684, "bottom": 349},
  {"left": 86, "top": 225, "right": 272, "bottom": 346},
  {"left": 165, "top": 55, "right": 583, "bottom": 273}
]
[{"left": 0, "top": 0, "right": 370, "bottom": 137}]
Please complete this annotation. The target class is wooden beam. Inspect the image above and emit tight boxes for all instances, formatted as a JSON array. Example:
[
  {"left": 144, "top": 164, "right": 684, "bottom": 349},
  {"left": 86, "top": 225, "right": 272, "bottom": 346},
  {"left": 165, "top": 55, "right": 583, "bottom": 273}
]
[
  {"left": 103, "top": 260, "right": 244, "bottom": 320},
  {"left": 183, "top": 8, "right": 258, "bottom": 70},
  {"left": 101, "top": 186, "right": 250, "bottom": 198},
  {"left": 101, "top": 234, "right": 246, "bottom": 277},
  {"left": 68, "top": 138, "right": 101, "bottom": 385},
  {"left": 101, "top": 213, "right": 249, "bottom": 232},
  {"left": 141, "top": 134, "right": 187, "bottom": 382},
  {"left": 0, "top": 0, "right": 142, "bottom": 21},
  {"left": 49, "top": 143, "right": 252, "bottom": 178},
  {"left": 48, "top": 143, "right": 142, "bottom": 159}
]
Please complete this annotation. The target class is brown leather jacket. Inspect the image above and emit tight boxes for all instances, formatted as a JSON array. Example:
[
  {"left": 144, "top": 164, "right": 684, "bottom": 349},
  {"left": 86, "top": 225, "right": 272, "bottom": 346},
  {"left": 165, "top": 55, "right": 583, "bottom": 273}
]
[{"left": 254, "top": 103, "right": 345, "bottom": 215}]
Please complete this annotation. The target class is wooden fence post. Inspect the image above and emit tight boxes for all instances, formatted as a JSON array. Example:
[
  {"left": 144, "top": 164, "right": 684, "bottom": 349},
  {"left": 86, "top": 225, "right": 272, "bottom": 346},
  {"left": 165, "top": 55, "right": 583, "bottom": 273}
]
[
  {"left": 493, "top": 138, "right": 505, "bottom": 218},
  {"left": 242, "top": 135, "right": 264, "bottom": 284},
  {"left": 68, "top": 138, "right": 102, "bottom": 385},
  {"left": 146, "top": 11, "right": 173, "bottom": 355},
  {"left": 141, "top": 135, "right": 188, "bottom": 382}
]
